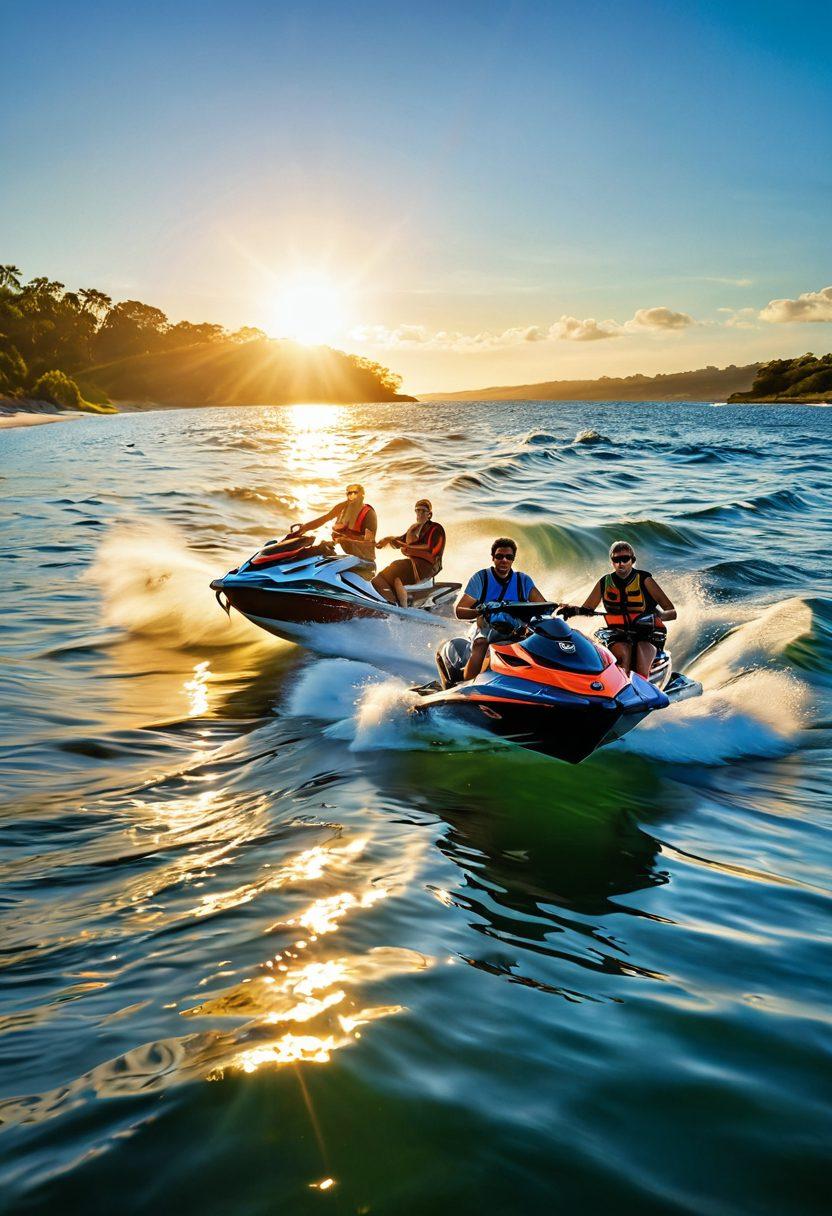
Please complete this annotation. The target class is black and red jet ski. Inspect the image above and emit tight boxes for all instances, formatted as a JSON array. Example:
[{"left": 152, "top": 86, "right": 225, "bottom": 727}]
[
  {"left": 211, "top": 529, "right": 461, "bottom": 645},
  {"left": 411, "top": 604, "right": 701, "bottom": 764}
]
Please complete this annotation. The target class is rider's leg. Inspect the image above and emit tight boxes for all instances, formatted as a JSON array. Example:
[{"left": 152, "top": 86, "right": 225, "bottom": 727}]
[
  {"left": 463, "top": 637, "right": 489, "bottom": 681},
  {"left": 610, "top": 641, "right": 633, "bottom": 673},
  {"left": 372, "top": 574, "right": 395, "bottom": 603},
  {"left": 391, "top": 576, "right": 408, "bottom": 608},
  {"left": 634, "top": 640, "right": 657, "bottom": 679}
]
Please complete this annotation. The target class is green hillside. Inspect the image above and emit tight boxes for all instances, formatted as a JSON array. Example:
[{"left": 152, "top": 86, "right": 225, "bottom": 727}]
[
  {"left": 727, "top": 353, "right": 832, "bottom": 403},
  {"left": 0, "top": 265, "right": 409, "bottom": 410},
  {"left": 82, "top": 339, "right": 412, "bottom": 406}
]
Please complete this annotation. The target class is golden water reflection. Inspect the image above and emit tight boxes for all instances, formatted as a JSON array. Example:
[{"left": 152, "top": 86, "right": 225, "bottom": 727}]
[{"left": 281, "top": 404, "right": 358, "bottom": 520}]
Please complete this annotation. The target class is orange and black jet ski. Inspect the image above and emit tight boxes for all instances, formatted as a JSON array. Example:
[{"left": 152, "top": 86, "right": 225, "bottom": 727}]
[{"left": 412, "top": 604, "right": 700, "bottom": 764}]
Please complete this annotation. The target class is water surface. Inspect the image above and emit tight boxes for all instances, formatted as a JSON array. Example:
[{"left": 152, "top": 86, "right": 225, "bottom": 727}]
[{"left": 1, "top": 401, "right": 830, "bottom": 1214}]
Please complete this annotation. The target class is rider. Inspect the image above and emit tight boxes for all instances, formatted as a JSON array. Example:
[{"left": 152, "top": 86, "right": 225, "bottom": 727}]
[
  {"left": 373, "top": 498, "right": 446, "bottom": 607},
  {"left": 558, "top": 540, "right": 677, "bottom": 678},
  {"left": 455, "top": 537, "right": 546, "bottom": 680},
  {"left": 300, "top": 483, "right": 377, "bottom": 566}
]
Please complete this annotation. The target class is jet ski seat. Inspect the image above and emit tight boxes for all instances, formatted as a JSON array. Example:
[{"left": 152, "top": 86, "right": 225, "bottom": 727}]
[
  {"left": 404, "top": 576, "right": 463, "bottom": 609},
  {"left": 403, "top": 575, "right": 437, "bottom": 595}
]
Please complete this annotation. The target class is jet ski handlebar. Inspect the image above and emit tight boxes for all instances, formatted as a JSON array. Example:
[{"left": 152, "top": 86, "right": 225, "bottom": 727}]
[{"left": 478, "top": 600, "right": 559, "bottom": 622}]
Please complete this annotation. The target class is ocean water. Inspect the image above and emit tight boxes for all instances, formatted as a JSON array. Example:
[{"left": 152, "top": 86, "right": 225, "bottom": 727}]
[{"left": 1, "top": 400, "right": 830, "bottom": 1215}]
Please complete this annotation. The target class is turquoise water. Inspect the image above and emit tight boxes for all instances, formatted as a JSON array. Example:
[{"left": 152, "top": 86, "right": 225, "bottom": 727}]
[{"left": 1, "top": 401, "right": 830, "bottom": 1214}]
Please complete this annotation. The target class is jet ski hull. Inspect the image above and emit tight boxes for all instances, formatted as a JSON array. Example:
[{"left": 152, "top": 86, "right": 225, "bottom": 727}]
[
  {"left": 412, "top": 669, "right": 669, "bottom": 764},
  {"left": 213, "top": 580, "right": 389, "bottom": 629}
]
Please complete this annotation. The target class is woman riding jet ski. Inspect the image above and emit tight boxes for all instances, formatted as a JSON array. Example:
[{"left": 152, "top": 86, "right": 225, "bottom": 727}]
[
  {"left": 411, "top": 604, "right": 700, "bottom": 764},
  {"left": 210, "top": 525, "right": 462, "bottom": 645}
]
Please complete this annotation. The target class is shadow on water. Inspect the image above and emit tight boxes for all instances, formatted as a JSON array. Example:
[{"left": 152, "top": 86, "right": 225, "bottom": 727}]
[{"left": 374, "top": 747, "right": 691, "bottom": 1000}]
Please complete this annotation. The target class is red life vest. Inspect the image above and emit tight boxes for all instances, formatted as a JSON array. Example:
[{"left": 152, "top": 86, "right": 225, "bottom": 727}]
[{"left": 337, "top": 503, "right": 373, "bottom": 539}]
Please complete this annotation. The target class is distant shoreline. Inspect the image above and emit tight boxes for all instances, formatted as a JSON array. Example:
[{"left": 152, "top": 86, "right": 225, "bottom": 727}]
[
  {"left": 4, "top": 392, "right": 829, "bottom": 430},
  {"left": 0, "top": 394, "right": 419, "bottom": 429}
]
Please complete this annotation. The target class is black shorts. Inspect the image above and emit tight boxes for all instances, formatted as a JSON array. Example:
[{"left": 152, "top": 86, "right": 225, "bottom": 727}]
[
  {"left": 378, "top": 557, "right": 433, "bottom": 585},
  {"left": 607, "top": 628, "right": 667, "bottom": 649}
]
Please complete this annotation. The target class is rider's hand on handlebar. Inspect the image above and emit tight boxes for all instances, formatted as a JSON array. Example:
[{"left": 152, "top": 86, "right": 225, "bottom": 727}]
[
  {"left": 478, "top": 600, "right": 502, "bottom": 617},
  {"left": 557, "top": 604, "right": 579, "bottom": 619}
]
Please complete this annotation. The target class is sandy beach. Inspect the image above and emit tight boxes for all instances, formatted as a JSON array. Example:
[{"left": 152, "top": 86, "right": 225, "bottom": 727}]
[{"left": 0, "top": 399, "right": 87, "bottom": 429}]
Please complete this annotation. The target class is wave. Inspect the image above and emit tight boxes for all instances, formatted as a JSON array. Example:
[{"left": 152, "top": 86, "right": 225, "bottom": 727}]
[
  {"left": 698, "top": 559, "right": 806, "bottom": 598},
  {"left": 683, "top": 488, "right": 812, "bottom": 522},
  {"left": 462, "top": 515, "right": 706, "bottom": 572},
  {"left": 667, "top": 442, "right": 758, "bottom": 464},
  {"left": 216, "top": 486, "right": 295, "bottom": 510},
  {"left": 88, "top": 521, "right": 265, "bottom": 649},
  {"left": 375, "top": 436, "right": 422, "bottom": 454},
  {"left": 691, "top": 595, "right": 832, "bottom": 687},
  {"left": 572, "top": 428, "right": 612, "bottom": 445}
]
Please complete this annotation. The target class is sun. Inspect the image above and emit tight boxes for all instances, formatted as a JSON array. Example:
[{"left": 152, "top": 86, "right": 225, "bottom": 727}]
[{"left": 268, "top": 273, "right": 348, "bottom": 346}]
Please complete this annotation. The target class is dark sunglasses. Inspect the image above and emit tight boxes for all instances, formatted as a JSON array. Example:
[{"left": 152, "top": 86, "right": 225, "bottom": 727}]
[
  {"left": 612, "top": 554, "right": 634, "bottom": 563},
  {"left": 493, "top": 552, "right": 515, "bottom": 560},
  {"left": 346, "top": 490, "right": 360, "bottom": 496}
]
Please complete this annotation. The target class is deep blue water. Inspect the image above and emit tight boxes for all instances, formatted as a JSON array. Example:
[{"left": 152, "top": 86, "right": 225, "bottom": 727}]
[{"left": 1, "top": 400, "right": 830, "bottom": 1215}]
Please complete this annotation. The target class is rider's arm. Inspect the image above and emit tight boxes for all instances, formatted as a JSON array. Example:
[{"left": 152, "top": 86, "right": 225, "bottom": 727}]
[
  {"left": 376, "top": 531, "right": 404, "bottom": 549},
  {"left": 455, "top": 592, "right": 480, "bottom": 621},
  {"left": 644, "top": 577, "right": 677, "bottom": 621},
  {"left": 560, "top": 580, "right": 602, "bottom": 617},
  {"left": 529, "top": 586, "right": 547, "bottom": 604},
  {"left": 578, "top": 579, "right": 603, "bottom": 612},
  {"left": 302, "top": 504, "right": 341, "bottom": 531}
]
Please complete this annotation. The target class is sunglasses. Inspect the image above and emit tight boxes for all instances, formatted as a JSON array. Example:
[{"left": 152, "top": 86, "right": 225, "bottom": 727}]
[
  {"left": 612, "top": 554, "right": 634, "bottom": 563},
  {"left": 346, "top": 490, "right": 360, "bottom": 496},
  {"left": 493, "top": 552, "right": 515, "bottom": 560},
  {"left": 415, "top": 506, "right": 430, "bottom": 512}
]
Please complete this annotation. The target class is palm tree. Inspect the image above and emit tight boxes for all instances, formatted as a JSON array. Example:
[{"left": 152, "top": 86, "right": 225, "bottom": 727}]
[
  {"left": 79, "top": 288, "right": 112, "bottom": 318},
  {"left": 0, "top": 265, "right": 22, "bottom": 290}
]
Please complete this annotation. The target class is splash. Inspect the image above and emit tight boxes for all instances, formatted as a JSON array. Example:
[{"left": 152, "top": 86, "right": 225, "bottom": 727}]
[
  {"left": 89, "top": 521, "right": 263, "bottom": 648},
  {"left": 572, "top": 428, "right": 611, "bottom": 445},
  {"left": 622, "top": 671, "right": 805, "bottom": 765},
  {"left": 286, "top": 658, "right": 500, "bottom": 753}
]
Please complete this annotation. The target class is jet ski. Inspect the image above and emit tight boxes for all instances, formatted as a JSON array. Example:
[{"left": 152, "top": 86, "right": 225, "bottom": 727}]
[
  {"left": 210, "top": 528, "right": 462, "bottom": 644},
  {"left": 411, "top": 603, "right": 701, "bottom": 764}
]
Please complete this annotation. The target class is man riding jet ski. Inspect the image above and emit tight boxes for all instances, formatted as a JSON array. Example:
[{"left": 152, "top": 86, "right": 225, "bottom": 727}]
[
  {"left": 411, "top": 603, "right": 701, "bottom": 764},
  {"left": 210, "top": 524, "right": 462, "bottom": 645}
]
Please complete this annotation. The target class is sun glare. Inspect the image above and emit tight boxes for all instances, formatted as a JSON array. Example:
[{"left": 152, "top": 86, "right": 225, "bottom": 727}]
[{"left": 268, "top": 274, "right": 347, "bottom": 346}]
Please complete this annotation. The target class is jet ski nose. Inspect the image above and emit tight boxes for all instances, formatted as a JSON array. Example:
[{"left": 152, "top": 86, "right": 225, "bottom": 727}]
[{"left": 533, "top": 617, "right": 572, "bottom": 640}]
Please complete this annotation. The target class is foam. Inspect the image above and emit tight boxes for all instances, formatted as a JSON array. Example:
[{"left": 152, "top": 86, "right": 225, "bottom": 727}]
[{"left": 89, "top": 521, "right": 263, "bottom": 649}]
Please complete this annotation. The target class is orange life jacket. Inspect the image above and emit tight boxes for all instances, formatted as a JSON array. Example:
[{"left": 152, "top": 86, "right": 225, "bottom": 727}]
[{"left": 602, "top": 569, "right": 665, "bottom": 631}]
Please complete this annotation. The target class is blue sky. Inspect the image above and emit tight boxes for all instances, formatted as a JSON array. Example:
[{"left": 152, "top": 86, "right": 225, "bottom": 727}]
[{"left": 3, "top": 0, "right": 831, "bottom": 390}]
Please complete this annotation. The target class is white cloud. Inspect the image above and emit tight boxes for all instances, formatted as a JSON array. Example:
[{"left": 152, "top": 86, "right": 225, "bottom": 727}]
[
  {"left": 718, "top": 307, "right": 759, "bottom": 330},
  {"left": 551, "top": 315, "right": 621, "bottom": 341},
  {"left": 759, "top": 286, "right": 832, "bottom": 324},
  {"left": 624, "top": 306, "right": 695, "bottom": 331},
  {"left": 350, "top": 323, "right": 550, "bottom": 350},
  {"left": 351, "top": 305, "right": 698, "bottom": 351}
]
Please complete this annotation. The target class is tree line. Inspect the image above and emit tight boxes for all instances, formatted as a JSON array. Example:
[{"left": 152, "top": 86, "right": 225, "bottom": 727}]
[
  {"left": 729, "top": 352, "right": 832, "bottom": 401},
  {"left": 0, "top": 265, "right": 405, "bottom": 409}
]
